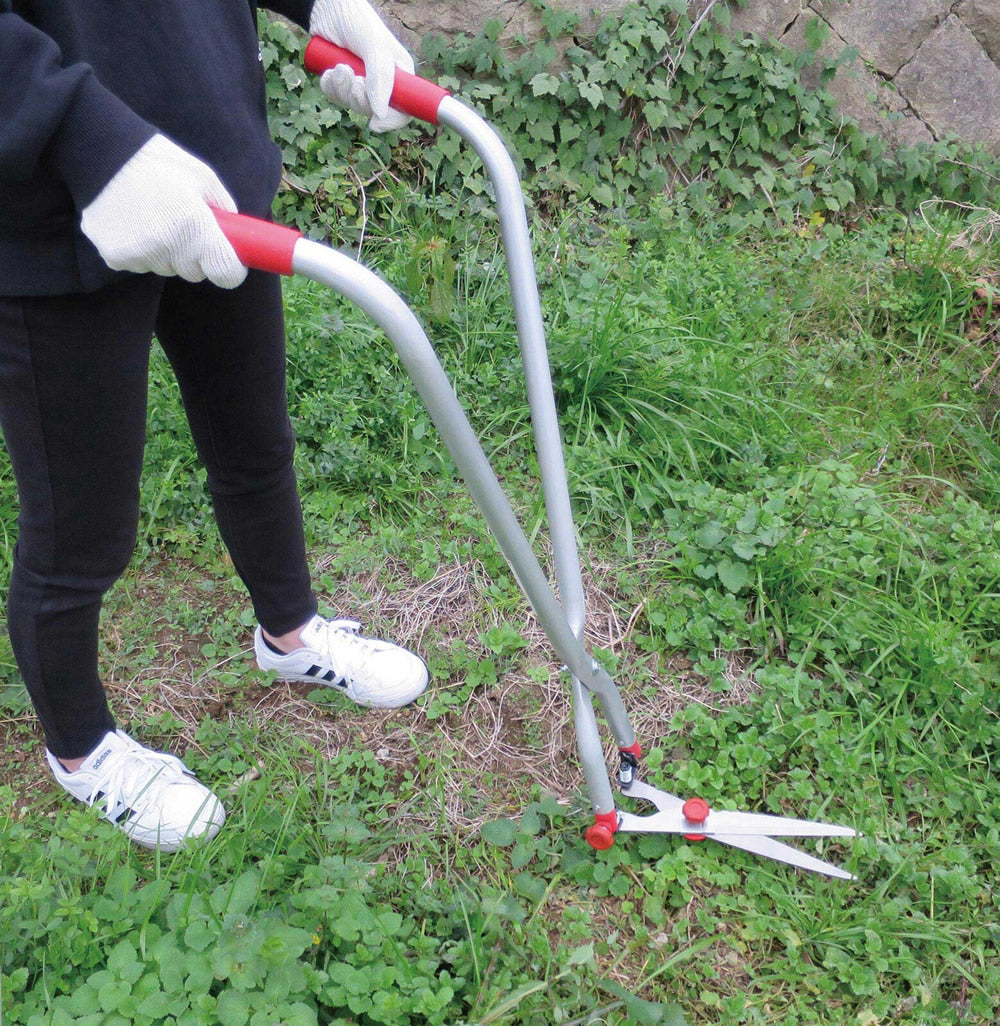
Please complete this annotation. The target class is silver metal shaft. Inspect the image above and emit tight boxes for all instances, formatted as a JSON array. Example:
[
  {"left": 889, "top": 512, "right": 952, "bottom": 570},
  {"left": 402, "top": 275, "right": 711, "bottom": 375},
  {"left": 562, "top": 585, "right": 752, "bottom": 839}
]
[
  {"left": 436, "top": 98, "right": 635, "bottom": 811},
  {"left": 437, "top": 98, "right": 586, "bottom": 640}
]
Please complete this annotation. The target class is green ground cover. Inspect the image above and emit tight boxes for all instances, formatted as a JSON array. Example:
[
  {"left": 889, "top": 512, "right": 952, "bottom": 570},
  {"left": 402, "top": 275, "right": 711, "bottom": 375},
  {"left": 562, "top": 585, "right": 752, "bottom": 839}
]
[
  {"left": 2, "top": 3, "right": 1000, "bottom": 1023},
  {"left": 2, "top": 202, "right": 997, "bottom": 1025}
]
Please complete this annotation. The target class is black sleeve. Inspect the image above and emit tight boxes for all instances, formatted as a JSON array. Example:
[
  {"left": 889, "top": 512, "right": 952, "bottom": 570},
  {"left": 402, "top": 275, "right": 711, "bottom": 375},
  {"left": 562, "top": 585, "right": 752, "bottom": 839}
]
[
  {"left": 0, "top": 12, "right": 156, "bottom": 207},
  {"left": 262, "top": 2, "right": 315, "bottom": 30}
]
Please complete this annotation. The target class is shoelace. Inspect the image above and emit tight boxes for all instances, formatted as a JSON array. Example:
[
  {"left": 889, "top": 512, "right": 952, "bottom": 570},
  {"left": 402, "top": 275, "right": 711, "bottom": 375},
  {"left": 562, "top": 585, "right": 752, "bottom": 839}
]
[
  {"left": 313, "top": 618, "right": 383, "bottom": 684},
  {"left": 81, "top": 744, "right": 183, "bottom": 823}
]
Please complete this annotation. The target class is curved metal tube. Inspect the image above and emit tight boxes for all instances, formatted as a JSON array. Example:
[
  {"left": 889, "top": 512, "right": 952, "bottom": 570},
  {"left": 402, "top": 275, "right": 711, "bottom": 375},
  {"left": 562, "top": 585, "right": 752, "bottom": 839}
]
[{"left": 293, "top": 240, "right": 632, "bottom": 767}]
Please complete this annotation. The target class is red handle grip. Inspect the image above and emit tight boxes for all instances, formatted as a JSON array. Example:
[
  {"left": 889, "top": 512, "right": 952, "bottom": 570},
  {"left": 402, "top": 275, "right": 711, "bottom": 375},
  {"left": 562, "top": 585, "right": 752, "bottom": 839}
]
[
  {"left": 304, "top": 37, "right": 450, "bottom": 125},
  {"left": 212, "top": 209, "right": 302, "bottom": 276}
]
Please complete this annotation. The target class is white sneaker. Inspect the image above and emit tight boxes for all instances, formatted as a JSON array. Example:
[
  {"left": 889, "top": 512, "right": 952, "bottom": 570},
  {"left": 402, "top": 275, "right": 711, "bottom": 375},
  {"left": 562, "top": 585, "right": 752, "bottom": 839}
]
[
  {"left": 47, "top": 730, "right": 225, "bottom": 852},
  {"left": 254, "top": 614, "right": 428, "bottom": 709}
]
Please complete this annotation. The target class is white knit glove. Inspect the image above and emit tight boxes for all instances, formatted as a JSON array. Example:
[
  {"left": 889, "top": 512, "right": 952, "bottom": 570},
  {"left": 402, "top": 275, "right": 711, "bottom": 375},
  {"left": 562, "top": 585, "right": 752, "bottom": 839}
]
[
  {"left": 310, "top": 0, "right": 414, "bottom": 133},
  {"left": 80, "top": 134, "right": 247, "bottom": 289}
]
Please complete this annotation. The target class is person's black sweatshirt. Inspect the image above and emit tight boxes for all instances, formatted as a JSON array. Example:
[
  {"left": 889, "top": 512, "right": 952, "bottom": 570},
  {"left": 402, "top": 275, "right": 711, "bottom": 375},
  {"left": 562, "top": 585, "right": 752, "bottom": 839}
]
[{"left": 0, "top": 1, "right": 315, "bottom": 295}]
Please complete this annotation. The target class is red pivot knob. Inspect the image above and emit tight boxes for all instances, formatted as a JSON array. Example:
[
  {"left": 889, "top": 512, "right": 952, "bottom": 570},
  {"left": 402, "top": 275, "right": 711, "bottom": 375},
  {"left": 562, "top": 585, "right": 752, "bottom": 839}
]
[
  {"left": 682, "top": 797, "right": 710, "bottom": 824},
  {"left": 585, "top": 811, "right": 619, "bottom": 850},
  {"left": 682, "top": 797, "right": 710, "bottom": 842}
]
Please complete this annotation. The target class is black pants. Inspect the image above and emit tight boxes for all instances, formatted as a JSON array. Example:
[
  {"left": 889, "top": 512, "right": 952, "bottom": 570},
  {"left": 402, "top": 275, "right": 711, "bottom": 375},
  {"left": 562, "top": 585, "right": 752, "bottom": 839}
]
[{"left": 0, "top": 271, "right": 316, "bottom": 759}]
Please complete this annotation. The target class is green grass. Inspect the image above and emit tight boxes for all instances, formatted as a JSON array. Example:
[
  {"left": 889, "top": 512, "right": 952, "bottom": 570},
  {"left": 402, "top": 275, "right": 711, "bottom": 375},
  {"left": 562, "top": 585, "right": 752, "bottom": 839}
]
[{"left": 1, "top": 202, "right": 999, "bottom": 1024}]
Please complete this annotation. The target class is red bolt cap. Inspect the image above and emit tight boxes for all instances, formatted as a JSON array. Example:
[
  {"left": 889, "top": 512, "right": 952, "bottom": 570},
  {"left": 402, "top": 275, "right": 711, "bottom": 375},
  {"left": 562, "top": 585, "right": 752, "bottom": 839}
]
[
  {"left": 585, "top": 823, "right": 616, "bottom": 850},
  {"left": 585, "top": 811, "right": 619, "bottom": 851},
  {"left": 682, "top": 797, "right": 710, "bottom": 824}
]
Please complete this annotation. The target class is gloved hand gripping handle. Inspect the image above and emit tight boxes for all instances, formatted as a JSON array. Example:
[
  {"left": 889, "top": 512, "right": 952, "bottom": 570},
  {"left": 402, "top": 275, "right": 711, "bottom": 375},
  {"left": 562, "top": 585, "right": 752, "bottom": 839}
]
[
  {"left": 304, "top": 37, "right": 450, "bottom": 124},
  {"left": 212, "top": 210, "right": 301, "bottom": 275}
]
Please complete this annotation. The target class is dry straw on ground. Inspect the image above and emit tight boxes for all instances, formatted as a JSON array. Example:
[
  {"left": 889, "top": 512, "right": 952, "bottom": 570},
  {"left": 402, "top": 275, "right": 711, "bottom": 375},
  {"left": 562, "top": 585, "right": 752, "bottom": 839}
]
[{"left": 4, "top": 545, "right": 760, "bottom": 844}]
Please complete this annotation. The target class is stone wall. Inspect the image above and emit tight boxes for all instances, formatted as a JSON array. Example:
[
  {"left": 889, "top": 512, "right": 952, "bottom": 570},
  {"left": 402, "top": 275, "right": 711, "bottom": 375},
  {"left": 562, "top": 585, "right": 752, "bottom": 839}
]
[
  {"left": 387, "top": 0, "right": 630, "bottom": 50},
  {"left": 379, "top": 0, "right": 1000, "bottom": 155},
  {"left": 728, "top": 1, "right": 1000, "bottom": 154}
]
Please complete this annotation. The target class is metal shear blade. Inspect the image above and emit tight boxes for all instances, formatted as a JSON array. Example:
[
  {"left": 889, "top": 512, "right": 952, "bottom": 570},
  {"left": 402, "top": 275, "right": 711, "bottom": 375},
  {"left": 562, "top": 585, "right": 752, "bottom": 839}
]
[
  {"left": 709, "top": 832, "right": 855, "bottom": 880},
  {"left": 617, "top": 778, "right": 858, "bottom": 880}
]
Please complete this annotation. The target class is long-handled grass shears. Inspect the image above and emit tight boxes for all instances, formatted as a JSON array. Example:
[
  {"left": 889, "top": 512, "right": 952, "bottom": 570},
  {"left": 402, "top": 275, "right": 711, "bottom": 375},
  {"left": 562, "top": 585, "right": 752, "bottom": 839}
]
[{"left": 212, "top": 38, "right": 860, "bottom": 880}]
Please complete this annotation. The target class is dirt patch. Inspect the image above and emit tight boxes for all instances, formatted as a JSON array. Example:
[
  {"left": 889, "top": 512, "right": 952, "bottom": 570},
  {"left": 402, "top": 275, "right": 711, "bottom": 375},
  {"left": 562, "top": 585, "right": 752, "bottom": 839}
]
[{"left": 1, "top": 544, "right": 758, "bottom": 839}]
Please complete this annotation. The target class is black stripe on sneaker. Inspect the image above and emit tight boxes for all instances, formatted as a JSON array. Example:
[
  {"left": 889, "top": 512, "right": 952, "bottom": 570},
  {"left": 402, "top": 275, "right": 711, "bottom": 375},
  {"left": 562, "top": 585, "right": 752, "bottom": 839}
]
[
  {"left": 95, "top": 791, "right": 136, "bottom": 825},
  {"left": 302, "top": 664, "right": 345, "bottom": 689}
]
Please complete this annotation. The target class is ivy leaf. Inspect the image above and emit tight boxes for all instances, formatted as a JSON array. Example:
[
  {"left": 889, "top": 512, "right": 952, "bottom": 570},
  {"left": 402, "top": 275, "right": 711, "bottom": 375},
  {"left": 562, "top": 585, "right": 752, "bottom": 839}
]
[
  {"left": 590, "top": 182, "right": 616, "bottom": 207},
  {"left": 578, "top": 81, "right": 605, "bottom": 108},
  {"left": 857, "top": 162, "right": 878, "bottom": 195},
  {"left": 829, "top": 179, "right": 856, "bottom": 207},
  {"left": 560, "top": 121, "right": 583, "bottom": 143},
  {"left": 647, "top": 102, "right": 679, "bottom": 130},
  {"left": 754, "top": 167, "right": 777, "bottom": 192},
  {"left": 280, "top": 65, "right": 304, "bottom": 90},
  {"left": 529, "top": 72, "right": 560, "bottom": 96},
  {"left": 803, "top": 16, "right": 830, "bottom": 52},
  {"left": 528, "top": 118, "right": 556, "bottom": 143}
]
